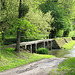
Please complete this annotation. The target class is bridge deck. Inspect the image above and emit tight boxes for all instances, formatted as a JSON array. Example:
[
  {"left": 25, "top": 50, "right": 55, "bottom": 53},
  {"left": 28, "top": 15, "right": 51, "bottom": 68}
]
[
  {"left": 20, "top": 39, "right": 53, "bottom": 46},
  {"left": 20, "top": 39, "right": 54, "bottom": 53}
]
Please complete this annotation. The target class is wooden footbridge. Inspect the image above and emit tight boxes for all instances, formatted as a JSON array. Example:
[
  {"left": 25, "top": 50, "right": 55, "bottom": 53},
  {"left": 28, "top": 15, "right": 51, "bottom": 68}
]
[
  {"left": 11, "top": 37, "right": 74, "bottom": 53},
  {"left": 20, "top": 39, "right": 58, "bottom": 53}
]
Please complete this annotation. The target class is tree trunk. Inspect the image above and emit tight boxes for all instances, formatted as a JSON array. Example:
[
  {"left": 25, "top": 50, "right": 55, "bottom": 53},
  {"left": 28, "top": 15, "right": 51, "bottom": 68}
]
[
  {"left": 15, "top": 0, "right": 22, "bottom": 52},
  {"left": 15, "top": 28, "right": 20, "bottom": 53},
  {"left": 2, "top": 27, "right": 5, "bottom": 44},
  {"left": 0, "top": 40, "right": 1, "bottom": 60},
  {"left": 2, "top": 32, "right": 4, "bottom": 41},
  {"left": 0, "top": 0, "right": 1, "bottom": 59}
]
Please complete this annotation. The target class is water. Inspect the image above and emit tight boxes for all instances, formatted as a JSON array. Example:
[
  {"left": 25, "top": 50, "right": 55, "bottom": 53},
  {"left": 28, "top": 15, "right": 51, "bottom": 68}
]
[{"left": 49, "top": 45, "right": 75, "bottom": 58}]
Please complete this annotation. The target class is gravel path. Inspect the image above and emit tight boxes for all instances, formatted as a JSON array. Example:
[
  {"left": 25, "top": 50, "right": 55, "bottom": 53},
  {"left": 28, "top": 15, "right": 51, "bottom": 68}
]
[{"left": 0, "top": 57, "right": 66, "bottom": 75}]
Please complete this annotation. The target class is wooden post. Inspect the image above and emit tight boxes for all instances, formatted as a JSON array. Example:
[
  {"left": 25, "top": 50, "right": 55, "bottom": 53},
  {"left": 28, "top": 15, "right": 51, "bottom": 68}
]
[
  {"left": 35, "top": 43, "right": 37, "bottom": 53},
  {"left": 25, "top": 45, "right": 27, "bottom": 50},
  {"left": 30, "top": 44, "right": 32, "bottom": 53},
  {"left": 44, "top": 41, "right": 45, "bottom": 48},
  {"left": 51, "top": 41, "right": 52, "bottom": 50},
  {"left": 47, "top": 41, "right": 49, "bottom": 49}
]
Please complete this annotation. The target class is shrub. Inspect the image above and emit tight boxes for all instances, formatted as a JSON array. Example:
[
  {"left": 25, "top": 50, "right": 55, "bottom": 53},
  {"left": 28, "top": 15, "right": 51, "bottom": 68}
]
[
  {"left": 37, "top": 48, "right": 49, "bottom": 54},
  {"left": 56, "top": 30, "right": 64, "bottom": 37},
  {"left": 4, "top": 38, "right": 16, "bottom": 45}
]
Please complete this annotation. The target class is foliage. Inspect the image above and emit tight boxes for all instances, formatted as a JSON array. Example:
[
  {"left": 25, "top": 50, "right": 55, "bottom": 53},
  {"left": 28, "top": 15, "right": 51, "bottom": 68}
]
[
  {"left": 25, "top": 10, "right": 52, "bottom": 38},
  {"left": 59, "top": 0, "right": 75, "bottom": 20},
  {"left": 1, "top": 0, "right": 19, "bottom": 24},
  {"left": 4, "top": 38, "right": 16, "bottom": 45},
  {"left": 13, "top": 18, "right": 39, "bottom": 38},
  {"left": 56, "top": 30, "right": 64, "bottom": 37},
  {"left": 58, "top": 0, "right": 75, "bottom": 36},
  {"left": 24, "top": 0, "right": 53, "bottom": 38},
  {"left": 19, "top": 4, "right": 29, "bottom": 18},
  {"left": 0, "top": 0, "right": 19, "bottom": 42},
  {"left": 0, "top": 48, "right": 55, "bottom": 72},
  {"left": 0, "top": 0, "right": 75, "bottom": 43},
  {"left": 37, "top": 48, "right": 49, "bottom": 54},
  {"left": 1, "top": 0, "right": 53, "bottom": 41},
  {"left": 68, "top": 31, "right": 75, "bottom": 37},
  {"left": 39, "top": 0, "right": 75, "bottom": 38}
]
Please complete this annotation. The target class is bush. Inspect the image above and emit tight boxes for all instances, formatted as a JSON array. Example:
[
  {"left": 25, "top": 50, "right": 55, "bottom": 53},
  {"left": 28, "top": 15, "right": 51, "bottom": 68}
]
[
  {"left": 37, "top": 48, "right": 49, "bottom": 54},
  {"left": 56, "top": 30, "right": 64, "bottom": 37},
  {"left": 4, "top": 38, "right": 16, "bottom": 45}
]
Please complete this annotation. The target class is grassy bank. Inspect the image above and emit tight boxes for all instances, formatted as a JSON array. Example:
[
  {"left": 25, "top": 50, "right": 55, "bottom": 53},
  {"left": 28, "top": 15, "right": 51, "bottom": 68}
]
[
  {"left": 49, "top": 57, "right": 75, "bottom": 75},
  {"left": 62, "top": 41, "right": 75, "bottom": 49},
  {"left": 55, "top": 37, "right": 75, "bottom": 49},
  {"left": 55, "top": 38, "right": 66, "bottom": 48},
  {"left": 0, "top": 48, "right": 55, "bottom": 72}
]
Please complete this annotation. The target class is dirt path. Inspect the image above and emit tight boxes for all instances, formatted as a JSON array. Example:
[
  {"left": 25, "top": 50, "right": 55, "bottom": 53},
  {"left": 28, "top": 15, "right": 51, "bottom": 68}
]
[{"left": 0, "top": 57, "right": 66, "bottom": 75}]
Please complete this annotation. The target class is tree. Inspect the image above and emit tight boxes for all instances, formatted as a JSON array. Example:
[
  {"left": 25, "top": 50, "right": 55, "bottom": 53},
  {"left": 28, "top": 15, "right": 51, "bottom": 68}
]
[
  {"left": 15, "top": 0, "right": 22, "bottom": 53},
  {"left": 15, "top": 0, "right": 29, "bottom": 52},
  {"left": 0, "top": 0, "right": 1, "bottom": 59},
  {"left": 24, "top": 0, "right": 53, "bottom": 39},
  {"left": 59, "top": 0, "right": 75, "bottom": 36},
  {"left": 39, "top": 0, "right": 69, "bottom": 37},
  {"left": 0, "top": 0, "right": 19, "bottom": 42},
  {"left": 39, "top": 0, "right": 75, "bottom": 37}
]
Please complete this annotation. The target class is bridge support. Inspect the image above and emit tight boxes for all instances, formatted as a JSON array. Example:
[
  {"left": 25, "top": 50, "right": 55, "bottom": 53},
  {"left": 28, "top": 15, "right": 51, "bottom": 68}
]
[{"left": 20, "top": 39, "right": 54, "bottom": 53}]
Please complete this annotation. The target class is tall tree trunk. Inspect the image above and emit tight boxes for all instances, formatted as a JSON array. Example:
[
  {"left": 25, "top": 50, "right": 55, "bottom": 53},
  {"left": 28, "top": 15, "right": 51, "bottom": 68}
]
[
  {"left": 15, "top": 0, "right": 22, "bottom": 52},
  {"left": 2, "top": 32, "right": 4, "bottom": 41},
  {"left": 0, "top": 0, "right": 1, "bottom": 59},
  {"left": 2, "top": 28, "right": 4, "bottom": 41},
  {"left": 15, "top": 28, "right": 20, "bottom": 52}
]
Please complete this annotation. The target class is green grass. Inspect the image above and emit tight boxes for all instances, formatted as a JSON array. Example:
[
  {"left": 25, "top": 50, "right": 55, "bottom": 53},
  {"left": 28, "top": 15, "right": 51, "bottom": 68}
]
[
  {"left": 49, "top": 57, "right": 75, "bottom": 75},
  {"left": 0, "top": 48, "right": 55, "bottom": 72},
  {"left": 55, "top": 37, "right": 63, "bottom": 40},
  {"left": 58, "top": 57, "right": 75, "bottom": 75},
  {"left": 62, "top": 41, "right": 75, "bottom": 49}
]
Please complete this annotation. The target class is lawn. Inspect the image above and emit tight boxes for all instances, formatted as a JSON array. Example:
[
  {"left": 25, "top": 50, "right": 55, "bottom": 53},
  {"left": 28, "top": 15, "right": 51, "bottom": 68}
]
[
  {"left": 0, "top": 48, "right": 55, "bottom": 72},
  {"left": 49, "top": 57, "right": 75, "bottom": 75}
]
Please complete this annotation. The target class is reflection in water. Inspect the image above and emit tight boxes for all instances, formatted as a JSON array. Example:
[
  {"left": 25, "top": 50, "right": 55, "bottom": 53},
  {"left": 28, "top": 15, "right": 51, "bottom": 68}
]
[{"left": 49, "top": 46, "right": 75, "bottom": 58}]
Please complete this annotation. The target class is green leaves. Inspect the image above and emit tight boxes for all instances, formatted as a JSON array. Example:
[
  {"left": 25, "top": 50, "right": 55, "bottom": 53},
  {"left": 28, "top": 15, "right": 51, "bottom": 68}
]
[
  {"left": 39, "top": 0, "right": 75, "bottom": 37},
  {"left": 13, "top": 18, "right": 39, "bottom": 38},
  {"left": 1, "top": 0, "right": 75, "bottom": 40},
  {"left": 19, "top": 4, "right": 29, "bottom": 18}
]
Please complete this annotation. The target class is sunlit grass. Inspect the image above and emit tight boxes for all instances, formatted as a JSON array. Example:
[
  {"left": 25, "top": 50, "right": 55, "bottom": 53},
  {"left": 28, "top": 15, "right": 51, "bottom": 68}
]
[
  {"left": 49, "top": 57, "right": 75, "bottom": 75},
  {"left": 62, "top": 41, "right": 75, "bottom": 49},
  {"left": 0, "top": 48, "right": 55, "bottom": 72}
]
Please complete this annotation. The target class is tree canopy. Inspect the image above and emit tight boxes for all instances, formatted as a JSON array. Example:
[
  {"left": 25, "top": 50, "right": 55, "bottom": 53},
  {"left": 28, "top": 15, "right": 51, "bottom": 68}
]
[{"left": 0, "top": 0, "right": 75, "bottom": 51}]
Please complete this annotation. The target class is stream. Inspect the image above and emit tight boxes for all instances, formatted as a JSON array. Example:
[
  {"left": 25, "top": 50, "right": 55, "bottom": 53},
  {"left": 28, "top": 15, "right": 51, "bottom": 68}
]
[{"left": 49, "top": 45, "right": 75, "bottom": 58}]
